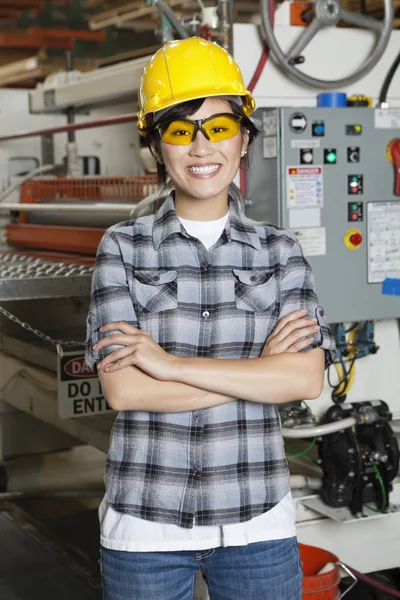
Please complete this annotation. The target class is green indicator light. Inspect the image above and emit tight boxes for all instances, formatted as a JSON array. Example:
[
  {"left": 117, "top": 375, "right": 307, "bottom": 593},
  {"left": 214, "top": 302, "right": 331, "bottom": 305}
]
[
  {"left": 351, "top": 176, "right": 359, "bottom": 182},
  {"left": 352, "top": 203, "right": 359, "bottom": 210},
  {"left": 326, "top": 151, "right": 337, "bottom": 163}
]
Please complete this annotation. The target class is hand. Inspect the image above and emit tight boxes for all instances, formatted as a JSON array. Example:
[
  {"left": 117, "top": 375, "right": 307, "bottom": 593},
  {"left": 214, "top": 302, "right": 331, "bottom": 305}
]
[
  {"left": 93, "top": 322, "right": 178, "bottom": 381},
  {"left": 261, "top": 309, "right": 320, "bottom": 357}
]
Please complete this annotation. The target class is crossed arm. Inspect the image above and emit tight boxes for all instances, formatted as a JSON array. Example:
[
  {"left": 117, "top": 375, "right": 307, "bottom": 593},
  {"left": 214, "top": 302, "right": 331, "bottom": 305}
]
[{"left": 95, "top": 310, "right": 325, "bottom": 413}]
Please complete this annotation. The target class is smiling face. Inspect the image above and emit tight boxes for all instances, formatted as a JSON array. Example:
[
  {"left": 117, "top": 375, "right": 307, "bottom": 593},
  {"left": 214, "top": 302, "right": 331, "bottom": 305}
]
[{"left": 157, "top": 97, "right": 248, "bottom": 220}]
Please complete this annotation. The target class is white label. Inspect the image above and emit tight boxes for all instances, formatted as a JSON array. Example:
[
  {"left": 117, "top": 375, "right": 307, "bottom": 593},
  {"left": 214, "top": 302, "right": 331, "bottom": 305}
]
[
  {"left": 290, "top": 139, "right": 321, "bottom": 149},
  {"left": 374, "top": 109, "right": 400, "bottom": 129},
  {"left": 290, "top": 227, "right": 326, "bottom": 256},
  {"left": 57, "top": 351, "right": 113, "bottom": 419},
  {"left": 287, "top": 166, "right": 323, "bottom": 208},
  {"left": 263, "top": 136, "right": 277, "bottom": 159},
  {"left": 263, "top": 109, "right": 277, "bottom": 136},
  {"left": 289, "top": 207, "right": 321, "bottom": 228},
  {"left": 367, "top": 202, "right": 400, "bottom": 283}
]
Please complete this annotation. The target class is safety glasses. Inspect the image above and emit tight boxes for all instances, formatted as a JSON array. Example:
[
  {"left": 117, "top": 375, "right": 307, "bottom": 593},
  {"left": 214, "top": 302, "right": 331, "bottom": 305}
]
[{"left": 155, "top": 113, "right": 243, "bottom": 146}]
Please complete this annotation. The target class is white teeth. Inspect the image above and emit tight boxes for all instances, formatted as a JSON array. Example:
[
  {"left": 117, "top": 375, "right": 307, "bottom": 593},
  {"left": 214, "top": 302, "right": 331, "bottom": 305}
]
[{"left": 188, "top": 164, "right": 220, "bottom": 174}]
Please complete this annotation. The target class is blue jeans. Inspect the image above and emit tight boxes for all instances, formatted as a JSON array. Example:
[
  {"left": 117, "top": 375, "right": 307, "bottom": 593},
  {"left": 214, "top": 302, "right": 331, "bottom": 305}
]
[{"left": 100, "top": 537, "right": 302, "bottom": 600}]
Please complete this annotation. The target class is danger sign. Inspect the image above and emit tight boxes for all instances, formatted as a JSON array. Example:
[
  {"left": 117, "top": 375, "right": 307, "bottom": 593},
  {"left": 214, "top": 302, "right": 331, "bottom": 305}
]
[
  {"left": 287, "top": 165, "right": 323, "bottom": 208},
  {"left": 57, "top": 351, "right": 113, "bottom": 419}
]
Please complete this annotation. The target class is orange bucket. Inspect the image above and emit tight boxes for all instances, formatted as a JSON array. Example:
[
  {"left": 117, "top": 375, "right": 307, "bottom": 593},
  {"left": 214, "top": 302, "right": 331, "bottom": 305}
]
[{"left": 300, "top": 543, "right": 357, "bottom": 599}]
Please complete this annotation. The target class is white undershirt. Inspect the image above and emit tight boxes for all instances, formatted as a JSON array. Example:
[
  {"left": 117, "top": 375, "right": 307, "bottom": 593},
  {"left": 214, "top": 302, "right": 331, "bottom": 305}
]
[{"left": 99, "top": 213, "right": 296, "bottom": 552}]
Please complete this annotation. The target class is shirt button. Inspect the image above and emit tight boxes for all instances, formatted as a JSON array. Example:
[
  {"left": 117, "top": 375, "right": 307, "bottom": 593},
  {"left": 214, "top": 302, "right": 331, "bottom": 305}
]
[
  {"left": 200, "top": 261, "right": 208, "bottom": 270},
  {"left": 152, "top": 275, "right": 160, "bottom": 282},
  {"left": 193, "top": 413, "right": 201, "bottom": 420},
  {"left": 250, "top": 275, "right": 257, "bottom": 282},
  {"left": 192, "top": 465, "right": 199, "bottom": 474},
  {"left": 202, "top": 310, "right": 210, "bottom": 319}
]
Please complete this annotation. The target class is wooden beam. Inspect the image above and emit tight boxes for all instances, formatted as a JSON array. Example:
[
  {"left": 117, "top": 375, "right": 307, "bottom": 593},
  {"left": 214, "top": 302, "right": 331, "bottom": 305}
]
[
  {"left": 28, "top": 27, "right": 106, "bottom": 42},
  {"left": 0, "top": 31, "right": 74, "bottom": 49},
  {"left": 96, "top": 44, "right": 161, "bottom": 67},
  {"left": 89, "top": 0, "right": 182, "bottom": 30},
  {"left": 0, "top": 52, "right": 96, "bottom": 87}
]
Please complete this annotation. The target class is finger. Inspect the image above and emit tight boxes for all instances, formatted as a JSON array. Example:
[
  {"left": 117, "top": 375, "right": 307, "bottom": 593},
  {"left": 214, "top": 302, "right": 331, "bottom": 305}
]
[
  {"left": 93, "top": 333, "right": 138, "bottom": 350},
  {"left": 97, "top": 346, "right": 134, "bottom": 370},
  {"left": 269, "top": 309, "right": 308, "bottom": 338},
  {"left": 268, "top": 325, "right": 319, "bottom": 355},
  {"left": 279, "top": 324, "right": 320, "bottom": 347},
  {"left": 273, "top": 318, "right": 318, "bottom": 343},
  {"left": 104, "top": 356, "right": 136, "bottom": 373},
  {"left": 99, "top": 322, "right": 141, "bottom": 334},
  {"left": 286, "top": 336, "right": 317, "bottom": 353}
]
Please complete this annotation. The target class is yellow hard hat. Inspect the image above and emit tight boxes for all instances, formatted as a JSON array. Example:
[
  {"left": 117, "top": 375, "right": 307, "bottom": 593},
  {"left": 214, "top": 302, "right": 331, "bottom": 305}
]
[{"left": 137, "top": 37, "right": 256, "bottom": 135}]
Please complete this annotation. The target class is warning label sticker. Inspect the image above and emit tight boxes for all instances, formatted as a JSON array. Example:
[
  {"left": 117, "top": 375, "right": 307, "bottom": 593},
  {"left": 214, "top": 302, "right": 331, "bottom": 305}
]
[
  {"left": 57, "top": 351, "right": 113, "bottom": 419},
  {"left": 367, "top": 202, "right": 400, "bottom": 284},
  {"left": 287, "top": 166, "right": 323, "bottom": 208},
  {"left": 290, "top": 227, "right": 326, "bottom": 257}
]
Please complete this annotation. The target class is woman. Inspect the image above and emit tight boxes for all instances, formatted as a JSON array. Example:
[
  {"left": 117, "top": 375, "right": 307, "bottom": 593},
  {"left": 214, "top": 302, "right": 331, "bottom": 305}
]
[{"left": 86, "top": 37, "right": 336, "bottom": 600}]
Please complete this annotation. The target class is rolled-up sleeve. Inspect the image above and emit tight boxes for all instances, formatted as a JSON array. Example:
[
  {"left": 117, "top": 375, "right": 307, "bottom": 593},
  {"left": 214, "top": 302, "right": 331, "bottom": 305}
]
[
  {"left": 85, "top": 230, "right": 138, "bottom": 372},
  {"left": 279, "top": 237, "right": 337, "bottom": 369}
]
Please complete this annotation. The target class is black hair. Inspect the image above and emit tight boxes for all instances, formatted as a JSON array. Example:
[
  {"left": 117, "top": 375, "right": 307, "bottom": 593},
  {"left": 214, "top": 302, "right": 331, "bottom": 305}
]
[{"left": 146, "top": 97, "right": 260, "bottom": 184}]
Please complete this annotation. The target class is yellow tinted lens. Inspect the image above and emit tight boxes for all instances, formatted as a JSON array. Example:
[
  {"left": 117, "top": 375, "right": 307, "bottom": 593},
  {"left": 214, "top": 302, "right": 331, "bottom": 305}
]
[
  {"left": 160, "top": 120, "right": 196, "bottom": 145},
  {"left": 203, "top": 115, "right": 240, "bottom": 142}
]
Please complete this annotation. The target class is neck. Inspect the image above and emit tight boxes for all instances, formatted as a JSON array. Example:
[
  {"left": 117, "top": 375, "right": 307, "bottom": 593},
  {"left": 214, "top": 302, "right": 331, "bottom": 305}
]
[{"left": 174, "top": 187, "right": 229, "bottom": 221}]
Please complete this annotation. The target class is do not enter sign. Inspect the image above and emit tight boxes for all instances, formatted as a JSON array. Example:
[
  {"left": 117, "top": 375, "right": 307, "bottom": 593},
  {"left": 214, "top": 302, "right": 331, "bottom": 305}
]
[{"left": 57, "top": 352, "right": 113, "bottom": 419}]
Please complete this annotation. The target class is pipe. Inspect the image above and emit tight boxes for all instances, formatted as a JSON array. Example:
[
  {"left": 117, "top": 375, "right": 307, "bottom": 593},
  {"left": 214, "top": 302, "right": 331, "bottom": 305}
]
[
  {"left": 218, "top": 0, "right": 233, "bottom": 53},
  {"left": 154, "top": 0, "right": 190, "bottom": 39},
  {"left": 282, "top": 417, "right": 357, "bottom": 439},
  {"left": 0, "top": 113, "right": 138, "bottom": 143},
  {"left": 0, "top": 164, "right": 56, "bottom": 202},
  {"left": 344, "top": 565, "right": 400, "bottom": 599},
  {"left": 0, "top": 202, "right": 139, "bottom": 214},
  {"left": 289, "top": 475, "right": 322, "bottom": 490}
]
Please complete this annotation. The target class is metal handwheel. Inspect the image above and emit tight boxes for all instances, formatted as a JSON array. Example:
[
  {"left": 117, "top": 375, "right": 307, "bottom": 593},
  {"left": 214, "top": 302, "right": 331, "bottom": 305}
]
[{"left": 260, "top": 0, "right": 394, "bottom": 89}]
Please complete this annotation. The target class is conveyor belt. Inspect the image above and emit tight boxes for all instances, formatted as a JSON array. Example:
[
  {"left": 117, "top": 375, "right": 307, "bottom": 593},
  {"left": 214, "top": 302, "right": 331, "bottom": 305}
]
[
  {"left": 0, "top": 253, "right": 92, "bottom": 300},
  {"left": 0, "top": 506, "right": 102, "bottom": 600}
]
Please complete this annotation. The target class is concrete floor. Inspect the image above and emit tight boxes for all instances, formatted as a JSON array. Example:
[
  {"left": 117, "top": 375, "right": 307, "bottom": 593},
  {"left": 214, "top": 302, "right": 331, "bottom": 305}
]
[{"left": 2, "top": 445, "right": 400, "bottom": 600}]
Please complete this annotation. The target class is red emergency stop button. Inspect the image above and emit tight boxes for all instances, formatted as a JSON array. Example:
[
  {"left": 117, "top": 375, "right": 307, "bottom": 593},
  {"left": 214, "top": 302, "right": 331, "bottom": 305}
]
[
  {"left": 391, "top": 140, "right": 400, "bottom": 196},
  {"left": 350, "top": 233, "right": 363, "bottom": 246}
]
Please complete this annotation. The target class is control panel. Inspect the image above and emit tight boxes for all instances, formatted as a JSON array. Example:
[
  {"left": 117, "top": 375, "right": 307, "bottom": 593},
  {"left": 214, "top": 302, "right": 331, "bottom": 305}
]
[{"left": 245, "top": 107, "right": 400, "bottom": 323}]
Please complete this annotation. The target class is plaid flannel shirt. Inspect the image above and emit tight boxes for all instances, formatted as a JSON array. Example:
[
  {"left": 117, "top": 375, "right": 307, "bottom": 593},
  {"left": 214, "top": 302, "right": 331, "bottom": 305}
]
[{"left": 86, "top": 195, "right": 336, "bottom": 528}]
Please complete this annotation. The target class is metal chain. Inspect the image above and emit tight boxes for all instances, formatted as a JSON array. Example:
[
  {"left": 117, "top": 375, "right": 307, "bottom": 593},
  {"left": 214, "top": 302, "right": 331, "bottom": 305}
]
[{"left": 0, "top": 304, "right": 85, "bottom": 348}]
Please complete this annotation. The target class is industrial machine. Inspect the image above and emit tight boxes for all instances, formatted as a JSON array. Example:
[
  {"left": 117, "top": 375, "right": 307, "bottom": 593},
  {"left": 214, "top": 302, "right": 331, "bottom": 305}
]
[
  {"left": 245, "top": 106, "right": 400, "bottom": 323},
  {"left": 0, "top": 1, "right": 399, "bottom": 595}
]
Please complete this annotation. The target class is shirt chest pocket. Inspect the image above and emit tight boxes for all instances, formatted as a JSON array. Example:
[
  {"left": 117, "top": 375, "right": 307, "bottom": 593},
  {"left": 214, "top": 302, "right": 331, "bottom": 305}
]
[
  {"left": 233, "top": 269, "right": 278, "bottom": 313},
  {"left": 131, "top": 270, "right": 178, "bottom": 313}
]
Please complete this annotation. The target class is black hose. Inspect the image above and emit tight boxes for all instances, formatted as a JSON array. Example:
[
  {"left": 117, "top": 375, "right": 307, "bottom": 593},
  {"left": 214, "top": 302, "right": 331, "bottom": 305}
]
[{"left": 379, "top": 49, "right": 400, "bottom": 105}]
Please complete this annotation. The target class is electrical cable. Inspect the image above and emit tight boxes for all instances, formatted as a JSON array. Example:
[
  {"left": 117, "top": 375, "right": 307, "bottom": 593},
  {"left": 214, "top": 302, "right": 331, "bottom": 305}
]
[
  {"left": 0, "top": 163, "right": 56, "bottom": 203},
  {"left": 286, "top": 436, "right": 317, "bottom": 459},
  {"left": 240, "top": 0, "right": 275, "bottom": 198},
  {"left": 364, "top": 460, "right": 387, "bottom": 512},
  {"left": 154, "top": 0, "right": 190, "bottom": 39},
  {"left": 378, "top": 48, "right": 400, "bottom": 105}
]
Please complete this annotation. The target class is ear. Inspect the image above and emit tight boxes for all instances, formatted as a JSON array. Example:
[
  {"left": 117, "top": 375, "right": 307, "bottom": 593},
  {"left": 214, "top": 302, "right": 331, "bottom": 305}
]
[{"left": 241, "top": 129, "right": 250, "bottom": 158}]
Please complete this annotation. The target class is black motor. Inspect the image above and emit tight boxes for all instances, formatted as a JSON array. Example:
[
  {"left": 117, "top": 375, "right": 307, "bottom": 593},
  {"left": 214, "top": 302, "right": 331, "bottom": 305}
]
[{"left": 318, "top": 401, "right": 399, "bottom": 516}]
